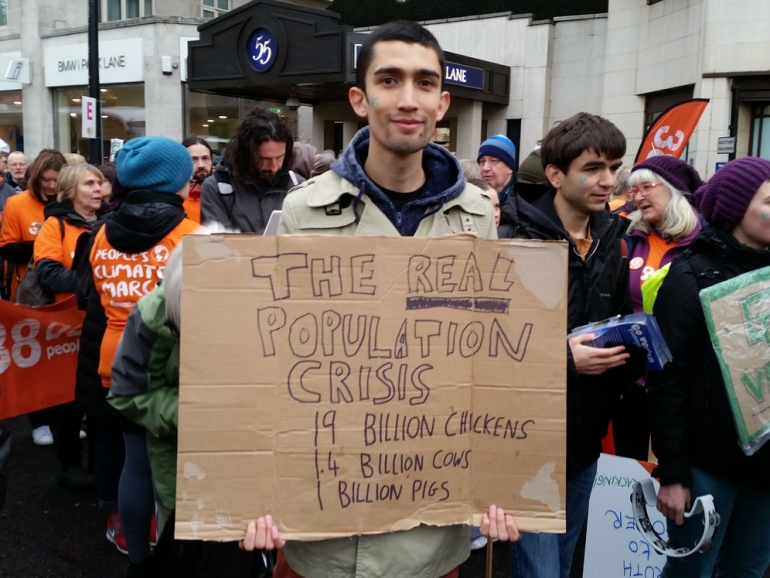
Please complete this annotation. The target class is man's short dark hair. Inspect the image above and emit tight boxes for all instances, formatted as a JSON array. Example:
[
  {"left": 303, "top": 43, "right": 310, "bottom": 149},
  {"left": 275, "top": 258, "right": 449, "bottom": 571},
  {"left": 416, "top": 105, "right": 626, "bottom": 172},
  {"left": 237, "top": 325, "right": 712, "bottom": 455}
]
[
  {"left": 226, "top": 107, "right": 294, "bottom": 182},
  {"left": 355, "top": 20, "right": 445, "bottom": 91},
  {"left": 182, "top": 136, "right": 212, "bottom": 155},
  {"left": 540, "top": 113, "right": 626, "bottom": 174}
]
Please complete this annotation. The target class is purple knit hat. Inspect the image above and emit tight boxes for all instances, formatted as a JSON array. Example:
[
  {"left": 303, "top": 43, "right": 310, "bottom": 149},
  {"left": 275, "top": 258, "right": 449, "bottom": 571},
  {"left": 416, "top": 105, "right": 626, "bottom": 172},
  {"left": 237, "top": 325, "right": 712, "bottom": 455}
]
[
  {"left": 695, "top": 157, "right": 770, "bottom": 232},
  {"left": 632, "top": 155, "right": 704, "bottom": 197}
]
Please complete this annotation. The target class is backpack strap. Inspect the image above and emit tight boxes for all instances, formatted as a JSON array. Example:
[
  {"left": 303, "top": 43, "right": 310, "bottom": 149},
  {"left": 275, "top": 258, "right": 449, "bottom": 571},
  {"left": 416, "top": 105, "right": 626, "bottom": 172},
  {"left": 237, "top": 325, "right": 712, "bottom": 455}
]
[{"left": 214, "top": 170, "right": 234, "bottom": 195}]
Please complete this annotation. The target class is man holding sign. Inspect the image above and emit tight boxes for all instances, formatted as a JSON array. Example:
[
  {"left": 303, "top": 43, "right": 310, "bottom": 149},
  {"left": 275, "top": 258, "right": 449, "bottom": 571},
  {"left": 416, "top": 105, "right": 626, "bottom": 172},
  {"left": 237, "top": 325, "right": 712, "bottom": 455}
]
[{"left": 277, "top": 19, "right": 518, "bottom": 578}]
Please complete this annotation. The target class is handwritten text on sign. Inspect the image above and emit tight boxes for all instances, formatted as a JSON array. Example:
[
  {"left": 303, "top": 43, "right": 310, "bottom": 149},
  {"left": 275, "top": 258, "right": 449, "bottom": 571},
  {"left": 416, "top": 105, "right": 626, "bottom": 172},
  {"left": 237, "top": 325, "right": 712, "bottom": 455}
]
[{"left": 176, "top": 235, "right": 568, "bottom": 540}]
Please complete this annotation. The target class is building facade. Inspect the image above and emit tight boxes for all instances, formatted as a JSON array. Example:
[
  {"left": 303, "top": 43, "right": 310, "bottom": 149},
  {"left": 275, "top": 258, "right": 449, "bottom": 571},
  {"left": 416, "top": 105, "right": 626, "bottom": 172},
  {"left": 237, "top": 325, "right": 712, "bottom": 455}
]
[
  {"left": 1, "top": 0, "right": 769, "bottom": 177},
  {"left": 0, "top": 0, "right": 330, "bottom": 161}
]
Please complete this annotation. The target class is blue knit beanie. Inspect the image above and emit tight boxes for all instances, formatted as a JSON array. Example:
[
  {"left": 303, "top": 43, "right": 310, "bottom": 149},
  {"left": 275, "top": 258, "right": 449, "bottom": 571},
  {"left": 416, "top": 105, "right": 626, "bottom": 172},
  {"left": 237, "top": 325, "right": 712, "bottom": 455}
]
[
  {"left": 477, "top": 135, "right": 516, "bottom": 170},
  {"left": 117, "top": 136, "right": 193, "bottom": 194}
]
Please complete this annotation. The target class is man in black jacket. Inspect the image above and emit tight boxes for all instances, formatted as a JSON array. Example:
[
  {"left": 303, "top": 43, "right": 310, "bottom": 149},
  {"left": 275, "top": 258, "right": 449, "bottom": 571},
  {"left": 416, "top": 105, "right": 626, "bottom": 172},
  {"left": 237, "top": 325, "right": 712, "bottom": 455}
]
[
  {"left": 200, "top": 108, "right": 301, "bottom": 233},
  {"left": 499, "top": 112, "right": 641, "bottom": 578}
]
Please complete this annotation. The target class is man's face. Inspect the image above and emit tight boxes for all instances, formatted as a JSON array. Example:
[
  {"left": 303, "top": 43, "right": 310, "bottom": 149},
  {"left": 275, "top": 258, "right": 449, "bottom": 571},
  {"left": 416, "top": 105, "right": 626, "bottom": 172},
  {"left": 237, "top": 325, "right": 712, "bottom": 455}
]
[
  {"left": 187, "top": 144, "right": 212, "bottom": 184},
  {"left": 8, "top": 153, "right": 28, "bottom": 181},
  {"left": 479, "top": 187, "right": 501, "bottom": 227},
  {"left": 349, "top": 40, "right": 450, "bottom": 157},
  {"left": 546, "top": 149, "right": 622, "bottom": 217},
  {"left": 0, "top": 154, "right": 7, "bottom": 173},
  {"left": 479, "top": 156, "right": 513, "bottom": 193},
  {"left": 255, "top": 140, "right": 286, "bottom": 184}
]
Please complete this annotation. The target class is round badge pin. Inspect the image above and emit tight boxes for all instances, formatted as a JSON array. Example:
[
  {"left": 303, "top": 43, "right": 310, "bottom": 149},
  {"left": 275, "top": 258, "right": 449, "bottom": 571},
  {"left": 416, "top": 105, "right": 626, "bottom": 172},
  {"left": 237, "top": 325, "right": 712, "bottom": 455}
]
[{"left": 629, "top": 257, "right": 644, "bottom": 270}]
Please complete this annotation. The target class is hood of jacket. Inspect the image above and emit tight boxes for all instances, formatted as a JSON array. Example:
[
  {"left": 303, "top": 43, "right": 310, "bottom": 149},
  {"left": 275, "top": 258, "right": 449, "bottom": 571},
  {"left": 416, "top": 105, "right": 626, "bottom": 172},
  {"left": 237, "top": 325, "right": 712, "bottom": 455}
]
[
  {"left": 104, "top": 191, "right": 187, "bottom": 254},
  {"left": 43, "top": 201, "right": 95, "bottom": 230},
  {"left": 329, "top": 127, "right": 466, "bottom": 235},
  {"left": 690, "top": 225, "right": 770, "bottom": 270}
]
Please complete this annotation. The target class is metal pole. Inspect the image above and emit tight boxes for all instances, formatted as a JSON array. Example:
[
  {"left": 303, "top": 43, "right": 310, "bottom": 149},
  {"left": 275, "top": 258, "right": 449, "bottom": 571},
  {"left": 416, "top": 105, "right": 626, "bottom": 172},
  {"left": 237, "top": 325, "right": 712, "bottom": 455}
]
[
  {"left": 728, "top": 84, "right": 740, "bottom": 161},
  {"left": 88, "top": 0, "right": 101, "bottom": 163}
]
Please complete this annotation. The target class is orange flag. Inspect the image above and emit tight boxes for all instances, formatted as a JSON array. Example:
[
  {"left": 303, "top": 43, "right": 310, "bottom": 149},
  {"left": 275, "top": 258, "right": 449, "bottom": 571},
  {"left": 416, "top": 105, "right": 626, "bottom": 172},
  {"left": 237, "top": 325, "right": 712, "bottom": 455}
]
[
  {"left": 635, "top": 99, "right": 709, "bottom": 163},
  {"left": 0, "top": 296, "right": 84, "bottom": 418}
]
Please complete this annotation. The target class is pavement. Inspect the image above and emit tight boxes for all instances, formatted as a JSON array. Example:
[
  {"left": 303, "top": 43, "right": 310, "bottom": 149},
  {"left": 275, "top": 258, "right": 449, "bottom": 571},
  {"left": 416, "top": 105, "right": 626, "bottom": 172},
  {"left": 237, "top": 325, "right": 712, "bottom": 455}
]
[{"left": 1, "top": 416, "right": 767, "bottom": 578}]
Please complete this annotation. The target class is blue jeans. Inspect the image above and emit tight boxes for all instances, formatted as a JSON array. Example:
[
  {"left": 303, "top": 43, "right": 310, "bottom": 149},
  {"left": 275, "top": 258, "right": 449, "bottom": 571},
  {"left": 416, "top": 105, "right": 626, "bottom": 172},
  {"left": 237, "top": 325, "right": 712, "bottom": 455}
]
[
  {"left": 510, "top": 461, "right": 597, "bottom": 578},
  {"left": 662, "top": 467, "right": 770, "bottom": 578}
]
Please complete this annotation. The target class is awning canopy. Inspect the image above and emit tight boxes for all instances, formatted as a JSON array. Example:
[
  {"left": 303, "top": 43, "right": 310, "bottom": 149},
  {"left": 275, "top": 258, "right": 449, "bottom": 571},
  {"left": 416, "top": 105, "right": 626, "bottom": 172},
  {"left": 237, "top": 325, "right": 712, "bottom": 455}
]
[{"left": 187, "top": 0, "right": 510, "bottom": 106}]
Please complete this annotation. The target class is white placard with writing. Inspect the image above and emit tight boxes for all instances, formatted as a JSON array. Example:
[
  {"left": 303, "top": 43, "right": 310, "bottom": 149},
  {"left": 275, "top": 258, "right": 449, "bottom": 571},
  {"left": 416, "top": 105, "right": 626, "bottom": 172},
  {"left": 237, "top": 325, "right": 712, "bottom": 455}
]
[
  {"left": 44, "top": 38, "right": 144, "bottom": 87},
  {"left": 583, "top": 454, "right": 668, "bottom": 578},
  {"left": 81, "top": 96, "right": 97, "bottom": 139}
]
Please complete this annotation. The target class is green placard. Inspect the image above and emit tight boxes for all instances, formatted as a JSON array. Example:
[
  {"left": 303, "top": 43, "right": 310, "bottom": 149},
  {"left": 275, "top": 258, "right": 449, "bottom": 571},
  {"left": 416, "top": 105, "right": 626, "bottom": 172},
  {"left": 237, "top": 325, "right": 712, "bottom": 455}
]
[{"left": 700, "top": 266, "right": 770, "bottom": 454}]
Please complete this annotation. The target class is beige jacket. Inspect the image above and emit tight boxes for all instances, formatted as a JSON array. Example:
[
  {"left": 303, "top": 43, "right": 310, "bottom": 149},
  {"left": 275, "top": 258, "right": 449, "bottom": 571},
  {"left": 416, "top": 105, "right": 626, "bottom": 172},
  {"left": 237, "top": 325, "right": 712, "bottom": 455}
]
[{"left": 278, "top": 168, "right": 496, "bottom": 578}]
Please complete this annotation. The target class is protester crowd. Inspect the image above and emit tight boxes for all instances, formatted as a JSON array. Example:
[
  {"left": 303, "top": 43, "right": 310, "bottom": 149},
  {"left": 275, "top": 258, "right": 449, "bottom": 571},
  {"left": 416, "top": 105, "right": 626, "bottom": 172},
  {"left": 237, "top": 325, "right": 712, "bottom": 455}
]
[{"left": 0, "top": 18, "right": 769, "bottom": 578}]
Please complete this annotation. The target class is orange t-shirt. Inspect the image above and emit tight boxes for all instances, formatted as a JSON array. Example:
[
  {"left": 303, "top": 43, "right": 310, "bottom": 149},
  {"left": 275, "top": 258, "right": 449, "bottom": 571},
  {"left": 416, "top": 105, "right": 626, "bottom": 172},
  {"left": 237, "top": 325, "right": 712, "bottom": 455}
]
[
  {"left": 33, "top": 216, "right": 91, "bottom": 303},
  {"left": 0, "top": 190, "right": 47, "bottom": 301},
  {"left": 183, "top": 184, "right": 201, "bottom": 224},
  {"left": 638, "top": 233, "right": 670, "bottom": 286},
  {"left": 90, "top": 217, "right": 199, "bottom": 388},
  {"left": 572, "top": 230, "right": 594, "bottom": 260}
]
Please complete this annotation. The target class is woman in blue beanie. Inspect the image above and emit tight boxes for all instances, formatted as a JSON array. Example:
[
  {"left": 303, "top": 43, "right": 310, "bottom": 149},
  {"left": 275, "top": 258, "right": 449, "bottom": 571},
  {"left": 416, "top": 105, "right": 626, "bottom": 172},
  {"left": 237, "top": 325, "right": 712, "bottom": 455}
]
[
  {"left": 76, "top": 136, "right": 200, "bottom": 573},
  {"left": 647, "top": 157, "right": 770, "bottom": 578}
]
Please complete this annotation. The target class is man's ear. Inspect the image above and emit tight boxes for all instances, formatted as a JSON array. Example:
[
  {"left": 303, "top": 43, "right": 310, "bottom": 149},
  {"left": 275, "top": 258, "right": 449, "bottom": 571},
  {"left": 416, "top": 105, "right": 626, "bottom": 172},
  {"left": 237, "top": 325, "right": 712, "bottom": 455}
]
[
  {"left": 348, "top": 86, "right": 369, "bottom": 119},
  {"left": 545, "top": 164, "right": 563, "bottom": 189},
  {"left": 436, "top": 91, "right": 451, "bottom": 122}
]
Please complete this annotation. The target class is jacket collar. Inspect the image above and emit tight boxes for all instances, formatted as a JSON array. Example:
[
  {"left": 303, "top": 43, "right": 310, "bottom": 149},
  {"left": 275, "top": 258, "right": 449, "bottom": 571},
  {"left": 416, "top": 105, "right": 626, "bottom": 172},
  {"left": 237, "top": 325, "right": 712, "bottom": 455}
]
[{"left": 328, "top": 127, "right": 466, "bottom": 207}]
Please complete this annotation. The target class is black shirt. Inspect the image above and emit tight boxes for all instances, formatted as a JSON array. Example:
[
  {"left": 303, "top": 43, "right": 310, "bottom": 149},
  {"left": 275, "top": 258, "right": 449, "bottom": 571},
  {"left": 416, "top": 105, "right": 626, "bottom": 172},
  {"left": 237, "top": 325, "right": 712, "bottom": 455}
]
[{"left": 380, "top": 184, "right": 426, "bottom": 212}]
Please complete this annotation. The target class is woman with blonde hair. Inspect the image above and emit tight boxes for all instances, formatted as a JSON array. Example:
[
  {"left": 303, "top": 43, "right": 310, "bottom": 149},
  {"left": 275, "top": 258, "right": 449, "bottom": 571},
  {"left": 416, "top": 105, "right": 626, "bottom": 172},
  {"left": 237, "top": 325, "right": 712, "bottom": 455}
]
[
  {"left": 33, "top": 163, "right": 103, "bottom": 300},
  {"left": 26, "top": 163, "right": 104, "bottom": 489},
  {"left": 611, "top": 155, "right": 703, "bottom": 460}
]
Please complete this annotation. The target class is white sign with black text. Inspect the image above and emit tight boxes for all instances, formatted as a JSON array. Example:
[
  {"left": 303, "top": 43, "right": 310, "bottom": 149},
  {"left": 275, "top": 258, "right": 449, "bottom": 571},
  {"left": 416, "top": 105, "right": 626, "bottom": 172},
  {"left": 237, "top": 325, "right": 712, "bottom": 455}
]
[{"left": 44, "top": 38, "right": 144, "bottom": 87}]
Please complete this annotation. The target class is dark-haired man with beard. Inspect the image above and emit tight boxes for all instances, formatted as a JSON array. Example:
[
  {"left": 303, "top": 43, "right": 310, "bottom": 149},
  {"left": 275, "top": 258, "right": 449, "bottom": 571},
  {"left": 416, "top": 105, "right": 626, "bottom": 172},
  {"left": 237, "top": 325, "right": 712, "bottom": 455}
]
[
  {"left": 182, "top": 136, "right": 213, "bottom": 223},
  {"left": 200, "top": 108, "right": 302, "bottom": 233}
]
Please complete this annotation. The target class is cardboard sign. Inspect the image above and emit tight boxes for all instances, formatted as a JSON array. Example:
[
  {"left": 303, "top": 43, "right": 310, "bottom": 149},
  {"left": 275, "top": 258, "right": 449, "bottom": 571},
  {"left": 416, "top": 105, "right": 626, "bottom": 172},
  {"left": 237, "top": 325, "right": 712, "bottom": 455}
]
[
  {"left": 0, "top": 297, "right": 84, "bottom": 418},
  {"left": 700, "top": 266, "right": 770, "bottom": 455},
  {"left": 176, "top": 234, "right": 568, "bottom": 541},
  {"left": 583, "top": 454, "right": 667, "bottom": 578}
]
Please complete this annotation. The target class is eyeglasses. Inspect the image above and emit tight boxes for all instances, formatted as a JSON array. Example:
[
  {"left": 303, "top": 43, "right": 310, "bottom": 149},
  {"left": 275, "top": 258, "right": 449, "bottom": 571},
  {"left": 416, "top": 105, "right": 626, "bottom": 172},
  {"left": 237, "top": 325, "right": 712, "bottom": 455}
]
[{"left": 629, "top": 182, "right": 665, "bottom": 197}]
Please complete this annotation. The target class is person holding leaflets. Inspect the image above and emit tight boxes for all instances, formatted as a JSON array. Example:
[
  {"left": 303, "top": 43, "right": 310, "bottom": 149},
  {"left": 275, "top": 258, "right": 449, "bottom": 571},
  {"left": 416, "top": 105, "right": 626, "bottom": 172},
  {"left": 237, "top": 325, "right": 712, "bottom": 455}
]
[
  {"left": 78, "top": 136, "right": 199, "bottom": 566},
  {"left": 610, "top": 155, "right": 703, "bottom": 460},
  {"left": 648, "top": 156, "right": 770, "bottom": 578},
  {"left": 0, "top": 149, "right": 66, "bottom": 446}
]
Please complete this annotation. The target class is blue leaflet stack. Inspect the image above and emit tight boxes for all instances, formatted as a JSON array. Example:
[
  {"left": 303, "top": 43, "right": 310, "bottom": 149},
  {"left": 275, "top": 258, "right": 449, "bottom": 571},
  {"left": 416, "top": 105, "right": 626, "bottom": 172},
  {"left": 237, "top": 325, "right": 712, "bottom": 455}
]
[{"left": 567, "top": 313, "right": 673, "bottom": 371}]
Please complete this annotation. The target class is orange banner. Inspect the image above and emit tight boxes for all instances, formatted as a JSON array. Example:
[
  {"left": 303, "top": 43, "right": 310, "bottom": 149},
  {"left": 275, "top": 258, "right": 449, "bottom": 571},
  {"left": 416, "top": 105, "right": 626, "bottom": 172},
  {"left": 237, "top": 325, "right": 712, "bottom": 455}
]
[
  {"left": 0, "top": 296, "right": 84, "bottom": 418},
  {"left": 635, "top": 99, "right": 709, "bottom": 163}
]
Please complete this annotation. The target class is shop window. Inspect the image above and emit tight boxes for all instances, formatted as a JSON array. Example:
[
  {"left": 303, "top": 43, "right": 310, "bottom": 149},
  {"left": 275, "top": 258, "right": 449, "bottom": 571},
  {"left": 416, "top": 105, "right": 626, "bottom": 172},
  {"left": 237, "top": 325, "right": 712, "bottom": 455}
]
[
  {"left": 0, "top": 0, "right": 7, "bottom": 27},
  {"left": 0, "top": 90, "right": 24, "bottom": 151},
  {"left": 750, "top": 103, "right": 770, "bottom": 160},
  {"left": 55, "top": 85, "right": 145, "bottom": 164},
  {"left": 202, "top": 0, "right": 229, "bottom": 19},
  {"left": 104, "top": 0, "right": 153, "bottom": 22},
  {"left": 183, "top": 87, "right": 297, "bottom": 159}
]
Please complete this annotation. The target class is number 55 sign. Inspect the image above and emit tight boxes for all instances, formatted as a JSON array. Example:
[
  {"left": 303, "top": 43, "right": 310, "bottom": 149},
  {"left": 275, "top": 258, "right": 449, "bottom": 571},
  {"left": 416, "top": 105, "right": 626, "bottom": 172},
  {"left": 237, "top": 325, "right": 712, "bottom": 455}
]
[{"left": 0, "top": 297, "right": 84, "bottom": 419}]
